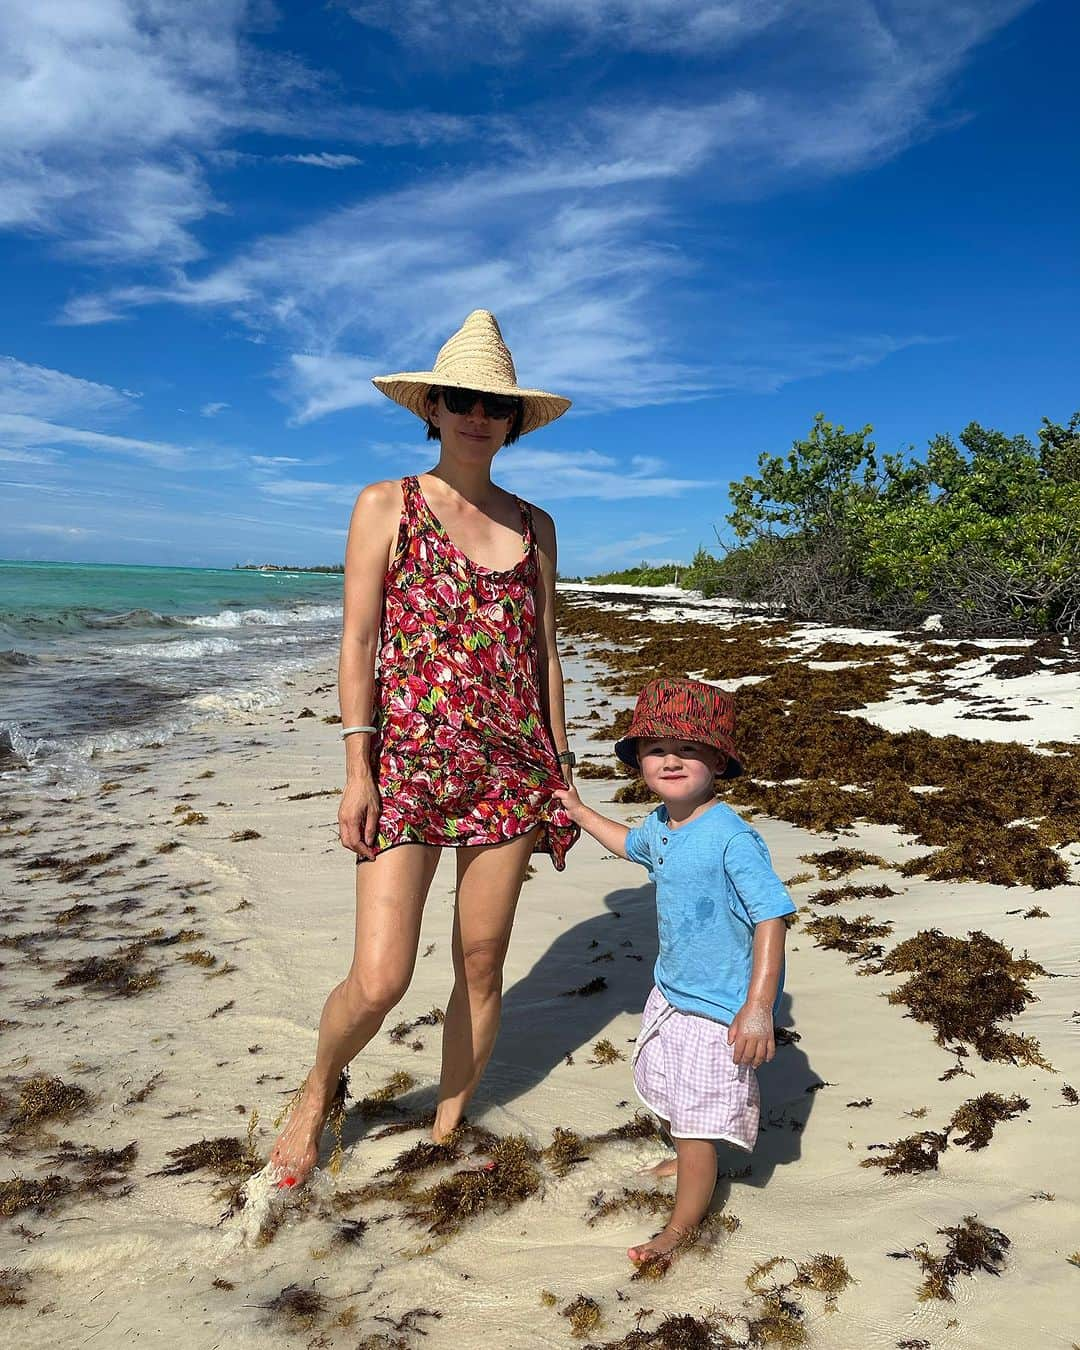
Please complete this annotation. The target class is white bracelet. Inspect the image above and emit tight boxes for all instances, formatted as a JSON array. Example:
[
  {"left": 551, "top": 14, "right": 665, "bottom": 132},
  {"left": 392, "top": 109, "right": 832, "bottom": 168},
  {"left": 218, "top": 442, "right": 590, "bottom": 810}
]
[{"left": 340, "top": 724, "right": 377, "bottom": 739}]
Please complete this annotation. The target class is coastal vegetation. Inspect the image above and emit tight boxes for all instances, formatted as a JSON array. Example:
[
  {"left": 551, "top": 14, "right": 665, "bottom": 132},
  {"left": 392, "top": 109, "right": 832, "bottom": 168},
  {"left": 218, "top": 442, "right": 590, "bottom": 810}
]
[{"left": 587, "top": 411, "right": 1080, "bottom": 634}]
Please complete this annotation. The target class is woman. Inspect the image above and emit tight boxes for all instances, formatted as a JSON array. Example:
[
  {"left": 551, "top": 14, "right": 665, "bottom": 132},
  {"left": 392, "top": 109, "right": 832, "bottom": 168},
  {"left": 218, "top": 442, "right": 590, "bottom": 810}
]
[{"left": 271, "top": 311, "right": 579, "bottom": 1186}]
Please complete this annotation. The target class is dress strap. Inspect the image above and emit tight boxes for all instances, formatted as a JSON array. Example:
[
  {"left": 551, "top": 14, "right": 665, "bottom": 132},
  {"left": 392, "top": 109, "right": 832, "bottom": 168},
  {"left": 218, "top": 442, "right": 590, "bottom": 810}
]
[
  {"left": 515, "top": 495, "right": 536, "bottom": 558},
  {"left": 385, "top": 476, "right": 420, "bottom": 578}
]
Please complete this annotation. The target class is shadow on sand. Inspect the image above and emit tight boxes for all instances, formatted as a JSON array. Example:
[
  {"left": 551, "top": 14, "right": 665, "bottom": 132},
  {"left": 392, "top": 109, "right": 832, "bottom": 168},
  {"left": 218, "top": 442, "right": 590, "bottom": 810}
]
[{"left": 481, "top": 881, "right": 820, "bottom": 1193}]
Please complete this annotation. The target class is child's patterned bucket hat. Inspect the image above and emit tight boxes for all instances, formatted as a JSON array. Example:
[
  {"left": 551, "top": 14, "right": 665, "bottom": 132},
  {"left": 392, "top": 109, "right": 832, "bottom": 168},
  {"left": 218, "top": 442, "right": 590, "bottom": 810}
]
[{"left": 614, "top": 676, "right": 745, "bottom": 778}]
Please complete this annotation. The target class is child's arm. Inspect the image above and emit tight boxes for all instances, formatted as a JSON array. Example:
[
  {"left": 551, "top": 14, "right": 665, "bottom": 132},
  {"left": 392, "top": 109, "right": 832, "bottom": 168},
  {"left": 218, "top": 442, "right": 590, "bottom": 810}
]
[
  {"left": 727, "top": 917, "right": 787, "bottom": 1069},
  {"left": 552, "top": 784, "right": 631, "bottom": 859}
]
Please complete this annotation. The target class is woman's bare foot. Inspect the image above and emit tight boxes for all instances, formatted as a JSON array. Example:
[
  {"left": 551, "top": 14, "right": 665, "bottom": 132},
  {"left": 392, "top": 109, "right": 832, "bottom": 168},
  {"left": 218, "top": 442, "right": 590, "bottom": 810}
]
[
  {"left": 269, "top": 1074, "right": 333, "bottom": 1189},
  {"left": 637, "top": 1156, "right": 678, "bottom": 1180},
  {"left": 431, "top": 1108, "right": 465, "bottom": 1146},
  {"left": 628, "top": 1221, "right": 692, "bottom": 1264}
]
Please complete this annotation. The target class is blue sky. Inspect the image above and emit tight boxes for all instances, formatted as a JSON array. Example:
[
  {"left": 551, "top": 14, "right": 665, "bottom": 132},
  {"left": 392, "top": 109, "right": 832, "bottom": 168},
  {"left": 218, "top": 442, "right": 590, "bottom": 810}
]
[{"left": 1, "top": 0, "right": 1077, "bottom": 572}]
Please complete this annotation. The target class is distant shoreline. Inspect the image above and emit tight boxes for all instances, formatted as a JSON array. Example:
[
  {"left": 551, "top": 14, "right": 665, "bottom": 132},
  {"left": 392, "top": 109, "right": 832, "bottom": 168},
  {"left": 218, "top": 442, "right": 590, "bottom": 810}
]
[{"left": 234, "top": 563, "right": 344, "bottom": 573}]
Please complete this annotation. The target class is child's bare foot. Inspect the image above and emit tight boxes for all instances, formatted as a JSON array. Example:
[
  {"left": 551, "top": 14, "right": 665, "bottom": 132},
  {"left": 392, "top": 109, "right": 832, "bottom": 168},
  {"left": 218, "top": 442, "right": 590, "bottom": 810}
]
[
  {"left": 269, "top": 1074, "right": 333, "bottom": 1189},
  {"left": 628, "top": 1221, "right": 692, "bottom": 1264},
  {"left": 628, "top": 1222, "right": 693, "bottom": 1264},
  {"left": 637, "top": 1156, "right": 678, "bottom": 1180}
]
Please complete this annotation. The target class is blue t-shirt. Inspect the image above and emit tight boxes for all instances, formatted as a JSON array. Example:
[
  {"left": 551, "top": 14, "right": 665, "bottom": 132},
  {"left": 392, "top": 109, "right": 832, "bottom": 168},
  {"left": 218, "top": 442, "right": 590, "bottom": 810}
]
[{"left": 625, "top": 800, "right": 796, "bottom": 1025}]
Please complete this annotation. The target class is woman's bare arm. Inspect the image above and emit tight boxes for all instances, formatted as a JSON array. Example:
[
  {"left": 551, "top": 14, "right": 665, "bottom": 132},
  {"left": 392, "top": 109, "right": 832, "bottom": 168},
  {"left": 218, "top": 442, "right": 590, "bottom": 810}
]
[
  {"left": 531, "top": 505, "right": 571, "bottom": 774},
  {"left": 337, "top": 480, "right": 400, "bottom": 855}
]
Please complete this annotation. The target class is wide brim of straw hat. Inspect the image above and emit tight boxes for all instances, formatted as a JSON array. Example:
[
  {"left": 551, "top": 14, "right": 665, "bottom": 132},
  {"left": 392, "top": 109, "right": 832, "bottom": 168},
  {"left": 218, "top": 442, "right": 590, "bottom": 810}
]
[{"left": 371, "top": 309, "right": 571, "bottom": 437}]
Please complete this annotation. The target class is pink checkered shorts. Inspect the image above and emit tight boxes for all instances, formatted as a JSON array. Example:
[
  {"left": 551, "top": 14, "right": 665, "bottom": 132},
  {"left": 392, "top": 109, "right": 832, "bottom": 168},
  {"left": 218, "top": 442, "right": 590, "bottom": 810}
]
[{"left": 632, "top": 985, "right": 760, "bottom": 1148}]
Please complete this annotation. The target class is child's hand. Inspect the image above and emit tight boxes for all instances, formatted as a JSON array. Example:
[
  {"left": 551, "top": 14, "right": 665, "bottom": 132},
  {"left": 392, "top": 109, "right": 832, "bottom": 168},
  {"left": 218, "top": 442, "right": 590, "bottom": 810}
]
[
  {"left": 727, "top": 1001, "right": 775, "bottom": 1069},
  {"left": 551, "top": 784, "right": 585, "bottom": 821}
]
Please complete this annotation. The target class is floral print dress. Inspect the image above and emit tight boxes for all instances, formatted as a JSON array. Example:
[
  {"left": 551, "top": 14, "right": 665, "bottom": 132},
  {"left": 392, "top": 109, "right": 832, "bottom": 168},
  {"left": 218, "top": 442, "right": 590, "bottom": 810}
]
[{"left": 368, "top": 475, "right": 578, "bottom": 869}]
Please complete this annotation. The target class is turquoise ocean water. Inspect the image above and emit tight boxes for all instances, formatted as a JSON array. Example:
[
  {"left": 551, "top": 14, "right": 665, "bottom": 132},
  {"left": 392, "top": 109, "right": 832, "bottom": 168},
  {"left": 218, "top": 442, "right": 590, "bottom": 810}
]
[{"left": 0, "top": 561, "right": 343, "bottom": 791}]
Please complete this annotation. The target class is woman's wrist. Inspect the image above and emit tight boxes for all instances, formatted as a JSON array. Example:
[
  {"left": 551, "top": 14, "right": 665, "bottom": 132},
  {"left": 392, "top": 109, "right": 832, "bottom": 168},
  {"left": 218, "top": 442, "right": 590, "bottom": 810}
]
[{"left": 344, "top": 743, "right": 375, "bottom": 784}]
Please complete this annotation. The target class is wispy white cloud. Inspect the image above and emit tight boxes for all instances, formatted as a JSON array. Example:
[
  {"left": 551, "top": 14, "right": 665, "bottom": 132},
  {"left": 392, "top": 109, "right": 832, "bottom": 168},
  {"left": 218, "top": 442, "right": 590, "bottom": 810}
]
[
  {"left": 344, "top": 0, "right": 791, "bottom": 55},
  {"left": 5, "top": 521, "right": 93, "bottom": 537},
  {"left": 283, "top": 353, "right": 384, "bottom": 424},
  {"left": 45, "top": 1, "right": 1035, "bottom": 424},
  {"left": 275, "top": 153, "right": 363, "bottom": 169},
  {"left": 200, "top": 401, "right": 230, "bottom": 417},
  {"left": 0, "top": 356, "right": 135, "bottom": 419},
  {"left": 0, "top": 3, "right": 479, "bottom": 265},
  {"left": 257, "top": 478, "right": 360, "bottom": 505},
  {"left": 0, "top": 413, "right": 190, "bottom": 468},
  {"left": 583, "top": 531, "right": 686, "bottom": 565},
  {"left": 0, "top": 446, "right": 62, "bottom": 465},
  {"left": 496, "top": 448, "right": 714, "bottom": 501}
]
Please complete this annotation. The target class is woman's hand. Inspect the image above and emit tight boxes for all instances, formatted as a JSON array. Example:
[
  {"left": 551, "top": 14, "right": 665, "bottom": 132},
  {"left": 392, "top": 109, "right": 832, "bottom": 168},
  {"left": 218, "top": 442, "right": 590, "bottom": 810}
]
[
  {"left": 727, "top": 1000, "right": 775, "bottom": 1069},
  {"left": 338, "top": 777, "right": 381, "bottom": 859}
]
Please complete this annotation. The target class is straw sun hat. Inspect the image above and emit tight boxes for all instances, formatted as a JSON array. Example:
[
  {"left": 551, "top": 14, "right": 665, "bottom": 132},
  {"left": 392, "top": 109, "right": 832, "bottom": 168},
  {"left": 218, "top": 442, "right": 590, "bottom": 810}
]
[{"left": 371, "top": 309, "right": 571, "bottom": 437}]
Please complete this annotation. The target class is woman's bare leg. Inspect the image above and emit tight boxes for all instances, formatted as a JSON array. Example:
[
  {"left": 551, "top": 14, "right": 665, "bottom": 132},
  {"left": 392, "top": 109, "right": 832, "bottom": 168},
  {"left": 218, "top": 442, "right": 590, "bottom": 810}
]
[
  {"left": 432, "top": 828, "right": 538, "bottom": 1143},
  {"left": 270, "top": 843, "right": 441, "bottom": 1183},
  {"left": 628, "top": 1137, "right": 717, "bottom": 1262}
]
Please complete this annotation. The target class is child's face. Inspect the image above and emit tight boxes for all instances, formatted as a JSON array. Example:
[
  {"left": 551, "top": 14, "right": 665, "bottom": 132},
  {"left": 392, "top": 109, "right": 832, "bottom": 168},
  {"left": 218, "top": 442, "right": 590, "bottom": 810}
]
[{"left": 637, "top": 737, "right": 724, "bottom": 805}]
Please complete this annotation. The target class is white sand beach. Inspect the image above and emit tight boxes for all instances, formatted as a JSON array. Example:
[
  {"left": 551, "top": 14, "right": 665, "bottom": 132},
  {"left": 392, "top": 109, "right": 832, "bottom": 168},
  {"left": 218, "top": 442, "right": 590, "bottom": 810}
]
[{"left": 1, "top": 588, "right": 1077, "bottom": 1348}]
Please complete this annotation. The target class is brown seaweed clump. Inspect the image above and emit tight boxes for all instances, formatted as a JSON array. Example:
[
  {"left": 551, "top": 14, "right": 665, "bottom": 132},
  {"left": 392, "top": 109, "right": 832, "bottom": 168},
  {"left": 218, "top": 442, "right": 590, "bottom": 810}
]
[
  {"left": 890, "top": 1215, "right": 1011, "bottom": 1301},
  {"left": 862, "top": 1130, "right": 950, "bottom": 1176},
  {"left": 388, "top": 1007, "right": 444, "bottom": 1045},
  {"left": 897, "top": 824, "right": 1070, "bottom": 890},
  {"left": 562, "top": 977, "right": 609, "bottom": 997},
  {"left": 21, "top": 842, "right": 132, "bottom": 883},
  {"left": 587, "top": 1188, "right": 672, "bottom": 1227},
  {"left": 742, "top": 1252, "right": 855, "bottom": 1338},
  {"left": 8, "top": 1075, "right": 92, "bottom": 1130},
  {"left": 802, "top": 913, "right": 893, "bottom": 961},
  {"left": 743, "top": 1253, "right": 859, "bottom": 1346},
  {"left": 0, "top": 1269, "right": 29, "bottom": 1308},
  {"left": 405, "top": 1134, "right": 541, "bottom": 1236},
  {"left": 555, "top": 594, "right": 1080, "bottom": 891},
  {"left": 56, "top": 945, "right": 162, "bottom": 998},
  {"left": 806, "top": 883, "right": 897, "bottom": 906},
  {"left": 744, "top": 1292, "right": 808, "bottom": 1347},
  {"left": 863, "top": 1093, "right": 1029, "bottom": 1175},
  {"left": 575, "top": 761, "right": 620, "bottom": 780},
  {"left": 362, "top": 1309, "right": 443, "bottom": 1346},
  {"left": 947, "top": 1093, "right": 1029, "bottom": 1150},
  {"left": 871, "top": 929, "right": 1050, "bottom": 1066},
  {"left": 592, "top": 1113, "right": 665, "bottom": 1144},
  {"left": 544, "top": 1126, "right": 592, "bottom": 1177},
  {"left": 562, "top": 1294, "right": 603, "bottom": 1338},
  {"left": 801, "top": 849, "right": 888, "bottom": 879},
  {"left": 48, "top": 1140, "right": 138, "bottom": 1184},
  {"left": 262, "top": 1283, "right": 327, "bottom": 1332},
  {"left": 152, "top": 1132, "right": 260, "bottom": 1181},
  {"left": 576, "top": 1311, "right": 740, "bottom": 1349},
  {"left": 153, "top": 1110, "right": 262, "bottom": 1213},
  {"left": 353, "top": 1070, "right": 416, "bottom": 1120},
  {"left": 377, "top": 1138, "right": 463, "bottom": 1178},
  {"left": 0, "top": 1174, "right": 76, "bottom": 1217},
  {"left": 590, "top": 1038, "right": 626, "bottom": 1064},
  {"left": 794, "top": 1253, "right": 854, "bottom": 1305}
]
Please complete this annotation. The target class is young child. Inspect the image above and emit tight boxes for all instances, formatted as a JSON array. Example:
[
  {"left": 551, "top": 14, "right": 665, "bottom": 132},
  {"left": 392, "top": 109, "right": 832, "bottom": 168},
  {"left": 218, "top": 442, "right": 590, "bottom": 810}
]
[{"left": 554, "top": 676, "right": 795, "bottom": 1266}]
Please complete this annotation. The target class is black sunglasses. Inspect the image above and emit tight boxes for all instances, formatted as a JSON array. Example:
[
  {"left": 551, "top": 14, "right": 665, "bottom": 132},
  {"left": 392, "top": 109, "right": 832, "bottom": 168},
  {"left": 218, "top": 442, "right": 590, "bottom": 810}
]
[{"left": 439, "top": 386, "right": 522, "bottom": 420}]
